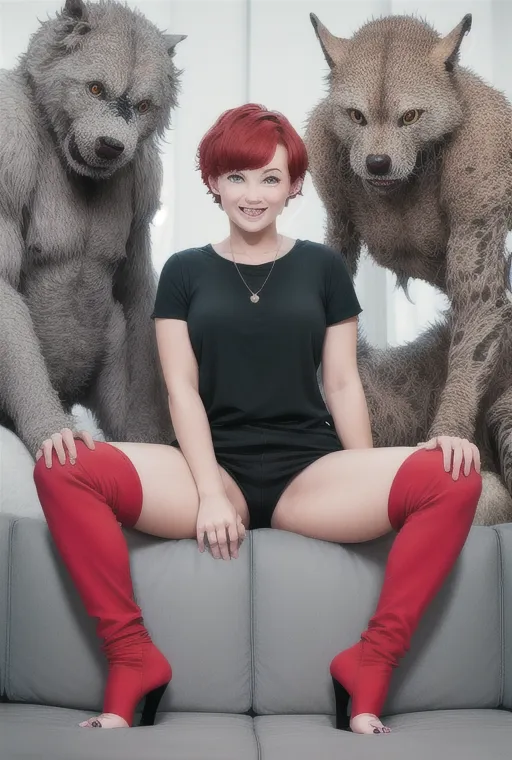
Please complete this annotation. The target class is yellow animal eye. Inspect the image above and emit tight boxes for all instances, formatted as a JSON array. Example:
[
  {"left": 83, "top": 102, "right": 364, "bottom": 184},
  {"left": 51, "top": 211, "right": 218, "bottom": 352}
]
[
  {"left": 402, "top": 109, "right": 421, "bottom": 125},
  {"left": 137, "top": 100, "right": 151, "bottom": 114},
  {"left": 89, "top": 82, "right": 103, "bottom": 97},
  {"left": 349, "top": 109, "right": 366, "bottom": 125}
]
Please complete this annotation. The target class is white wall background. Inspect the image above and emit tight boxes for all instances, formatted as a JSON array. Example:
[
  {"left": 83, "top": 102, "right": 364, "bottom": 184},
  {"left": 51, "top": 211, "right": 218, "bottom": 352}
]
[{"left": 1, "top": 0, "right": 510, "bottom": 349}]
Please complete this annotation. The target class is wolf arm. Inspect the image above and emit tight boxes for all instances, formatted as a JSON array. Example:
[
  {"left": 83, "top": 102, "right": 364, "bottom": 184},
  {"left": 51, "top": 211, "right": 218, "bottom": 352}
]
[
  {"left": 428, "top": 122, "right": 511, "bottom": 441},
  {"left": 0, "top": 209, "right": 77, "bottom": 455},
  {"left": 305, "top": 101, "right": 361, "bottom": 277},
  {"left": 0, "top": 75, "right": 77, "bottom": 456}
]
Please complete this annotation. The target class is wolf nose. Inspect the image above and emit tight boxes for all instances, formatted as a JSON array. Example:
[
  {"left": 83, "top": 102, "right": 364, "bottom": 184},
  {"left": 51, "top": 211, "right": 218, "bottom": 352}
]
[
  {"left": 366, "top": 154, "right": 392, "bottom": 175},
  {"left": 95, "top": 137, "right": 125, "bottom": 160}
]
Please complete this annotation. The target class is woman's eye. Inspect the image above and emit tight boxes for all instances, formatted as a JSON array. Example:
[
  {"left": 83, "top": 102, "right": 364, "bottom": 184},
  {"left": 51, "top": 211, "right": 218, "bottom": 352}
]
[
  {"left": 264, "top": 176, "right": 280, "bottom": 184},
  {"left": 227, "top": 174, "right": 243, "bottom": 182}
]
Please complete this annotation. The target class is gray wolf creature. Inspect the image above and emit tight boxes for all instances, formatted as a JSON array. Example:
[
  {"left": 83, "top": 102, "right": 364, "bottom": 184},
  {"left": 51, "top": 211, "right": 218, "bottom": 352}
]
[
  {"left": 0, "top": 0, "right": 185, "bottom": 456},
  {"left": 306, "top": 12, "right": 512, "bottom": 524}
]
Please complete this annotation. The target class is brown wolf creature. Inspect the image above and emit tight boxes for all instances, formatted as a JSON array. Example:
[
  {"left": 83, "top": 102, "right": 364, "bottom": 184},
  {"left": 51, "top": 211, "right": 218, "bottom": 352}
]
[
  {"left": 0, "top": 0, "right": 185, "bottom": 456},
  {"left": 305, "top": 12, "right": 512, "bottom": 524}
]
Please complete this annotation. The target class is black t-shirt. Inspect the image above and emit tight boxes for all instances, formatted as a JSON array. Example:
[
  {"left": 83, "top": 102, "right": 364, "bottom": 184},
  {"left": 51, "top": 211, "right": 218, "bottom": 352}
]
[{"left": 151, "top": 239, "right": 362, "bottom": 429}]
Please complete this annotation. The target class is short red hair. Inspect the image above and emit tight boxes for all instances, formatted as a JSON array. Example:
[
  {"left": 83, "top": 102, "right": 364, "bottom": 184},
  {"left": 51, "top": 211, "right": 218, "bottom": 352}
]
[{"left": 197, "top": 103, "right": 308, "bottom": 203}]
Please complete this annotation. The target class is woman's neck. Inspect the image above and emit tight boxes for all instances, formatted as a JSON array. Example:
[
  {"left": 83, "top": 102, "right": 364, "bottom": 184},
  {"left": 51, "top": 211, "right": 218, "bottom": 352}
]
[{"left": 215, "top": 225, "right": 284, "bottom": 262}]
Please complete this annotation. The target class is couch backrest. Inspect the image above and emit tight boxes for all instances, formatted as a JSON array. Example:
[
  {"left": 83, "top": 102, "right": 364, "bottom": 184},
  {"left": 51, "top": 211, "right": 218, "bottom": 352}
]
[
  {"left": 0, "top": 514, "right": 11, "bottom": 698},
  {"left": 251, "top": 528, "right": 502, "bottom": 716},
  {"left": 496, "top": 525, "right": 512, "bottom": 710},
  {"left": 1, "top": 515, "right": 252, "bottom": 715},
  {"left": 0, "top": 514, "right": 507, "bottom": 717}
]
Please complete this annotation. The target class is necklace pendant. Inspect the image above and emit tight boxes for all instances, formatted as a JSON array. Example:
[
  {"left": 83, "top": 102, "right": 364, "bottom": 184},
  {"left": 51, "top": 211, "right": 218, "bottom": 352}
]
[{"left": 250, "top": 293, "right": 260, "bottom": 303}]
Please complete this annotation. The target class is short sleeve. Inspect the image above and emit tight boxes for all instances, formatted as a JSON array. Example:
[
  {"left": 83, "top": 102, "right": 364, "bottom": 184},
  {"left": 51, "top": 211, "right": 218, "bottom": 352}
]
[
  {"left": 151, "top": 253, "right": 188, "bottom": 321},
  {"left": 325, "top": 252, "right": 362, "bottom": 326}
]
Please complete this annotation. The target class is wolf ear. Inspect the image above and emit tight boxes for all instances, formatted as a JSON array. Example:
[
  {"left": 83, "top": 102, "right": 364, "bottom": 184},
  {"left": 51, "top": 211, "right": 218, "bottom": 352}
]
[
  {"left": 431, "top": 14, "right": 472, "bottom": 73},
  {"left": 310, "top": 14, "right": 349, "bottom": 69},
  {"left": 163, "top": 34, "right": 187, "bottom": 57},
  {"left": 63, "top": 0, "right": 88, "bottom": 21},
  {"left": 55, "top": 0, "right": 90, "bottom": 50}
]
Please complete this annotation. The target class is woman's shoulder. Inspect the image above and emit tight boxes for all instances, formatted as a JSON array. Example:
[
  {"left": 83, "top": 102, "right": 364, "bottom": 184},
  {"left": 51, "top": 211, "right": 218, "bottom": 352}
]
[
  {"left": 298, "top": 239, "right": 341, "bottom": 266},
  {"left": 159, "top": 245, "right": 211, "bottom": 272}
]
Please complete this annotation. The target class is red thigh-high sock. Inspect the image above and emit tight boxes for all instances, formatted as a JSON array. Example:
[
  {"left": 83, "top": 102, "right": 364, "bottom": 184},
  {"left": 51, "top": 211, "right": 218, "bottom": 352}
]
[
  {"left": 330, "top": 447, "right": 481, "bottom": 729},
  {"left": 33, "top": 441, "right": 172, "bottom": 727}
]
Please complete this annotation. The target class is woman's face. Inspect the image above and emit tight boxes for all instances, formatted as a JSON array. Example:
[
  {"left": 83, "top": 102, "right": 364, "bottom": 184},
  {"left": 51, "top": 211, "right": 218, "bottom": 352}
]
[{"left": 209, "top": 143, "right": 300, "bottom": 232}]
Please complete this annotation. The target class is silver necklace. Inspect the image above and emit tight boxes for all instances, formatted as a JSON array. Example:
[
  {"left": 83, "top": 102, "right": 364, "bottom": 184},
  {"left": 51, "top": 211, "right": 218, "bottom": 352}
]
[{"left": 229, "top": 235, "right": 283, "bottom": 304}]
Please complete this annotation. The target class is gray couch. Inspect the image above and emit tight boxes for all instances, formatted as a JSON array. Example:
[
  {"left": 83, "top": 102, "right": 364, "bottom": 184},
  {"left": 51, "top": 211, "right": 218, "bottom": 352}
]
[{"left": 1, "top": 428, "right": 512, "bottom": 759}]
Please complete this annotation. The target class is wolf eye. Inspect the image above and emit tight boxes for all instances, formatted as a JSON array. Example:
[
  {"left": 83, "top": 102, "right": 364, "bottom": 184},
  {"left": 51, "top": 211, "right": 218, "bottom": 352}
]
[
  {"left": 401, "top": 109, "right": 422, "bottom": 126},
  {"left": 88, "top": 82, "right": 104, "bottom": 97},
  {"left": 349, "top": 109, "right": 367, "bottom": 126},
  {"left": 137, "top": 100, "right": 151, "bottom": 114}
]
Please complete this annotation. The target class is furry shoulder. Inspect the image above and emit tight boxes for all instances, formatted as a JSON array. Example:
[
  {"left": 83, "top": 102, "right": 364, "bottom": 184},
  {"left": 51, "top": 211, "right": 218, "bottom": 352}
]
[
  {"left": 442, "top": 71, "right": 512, "bottom": 212},
  {"left": 0, "top": 70, "right": 40, "bottom": 216}
]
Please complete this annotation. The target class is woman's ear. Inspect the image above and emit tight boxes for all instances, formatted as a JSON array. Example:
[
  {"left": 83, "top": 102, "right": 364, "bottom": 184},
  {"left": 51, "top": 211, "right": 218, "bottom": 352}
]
[
  {"left": 285, "top": 177, "right": 304, "bottom": 206},
  {"left": 208, "top": 176, "right": 220, "bottom": 196}
]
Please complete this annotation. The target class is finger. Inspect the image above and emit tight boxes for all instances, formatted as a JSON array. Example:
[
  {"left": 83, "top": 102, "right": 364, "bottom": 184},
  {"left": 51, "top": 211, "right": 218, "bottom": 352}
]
[
  {"left": 43, "top": 440, "right": 54, "bottom": 468},
  {"left": 440, "top": 440, "right": 452, "bottom": 472},
  {"left": 75, "top": 430, "right": 96, "bottom": 451},
  {"left": 227, "top": 521, "right": 240, "bottom": 559},
  {"left": 197, "top": 526, "right": 205, "bottom": 553},
  {"left": 51, "top": 433, "right": 67, "bottom": 465},
  {"left": 216, "top": 525, "right": 230, "bottom": 561},
  {"left": 35, "top": 449, "right": 43, "bottom": 462},
  {"left": 208, "top": 528, "right": 221, "bottom": 560},
  {"left": 451, "top": 443, "right": 463, "bottom": 481},
  {"left": 473, "top": 444, "right": 481, "bottom": 474},
  {"left": 61, "top": 428, "right": 78, "bottom": 463},
  {"left": 423, "top": 437, "right": 438, "bottom": 449},
  {"left": 461, "top": 439, "right": 473, "bottom": 477}
]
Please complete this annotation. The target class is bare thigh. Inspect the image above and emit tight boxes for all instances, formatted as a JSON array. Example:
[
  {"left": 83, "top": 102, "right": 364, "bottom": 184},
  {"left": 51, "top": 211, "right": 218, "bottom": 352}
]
[
  {"left": 271, "top": 446, "right": 418, "bottom": 542},
  {"left": 108, "top": 442, "right": 250, "bottom": 538}
]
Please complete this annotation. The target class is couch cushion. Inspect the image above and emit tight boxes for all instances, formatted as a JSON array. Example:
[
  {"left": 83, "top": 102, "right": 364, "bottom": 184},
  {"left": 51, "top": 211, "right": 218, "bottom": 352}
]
[
  {"left": 252, "top": 527, "right": 501, "bottom": 716},
  {"left": 5, "top": 518, "right": 252, "bottom": 713},
  {"left": 0, "top": 514, "right": 13, "bottom": 695},
  {"left": 495, "top": 524, "right": 512, "bottom": 709},
  {"left": 0, "top": 705, "right": 258, "bottom": 760},
  {"left": 254, "top": 709, "right": 512, "bottom": 760},
  {"left": 0, "top": 426, "right": 43, "bottom": 518}
]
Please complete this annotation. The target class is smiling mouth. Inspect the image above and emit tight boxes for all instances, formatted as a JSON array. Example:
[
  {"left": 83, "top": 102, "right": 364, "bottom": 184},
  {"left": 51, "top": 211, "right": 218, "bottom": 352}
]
[{"left": 240, "top": 207, "right": 267, "bottom": 217}]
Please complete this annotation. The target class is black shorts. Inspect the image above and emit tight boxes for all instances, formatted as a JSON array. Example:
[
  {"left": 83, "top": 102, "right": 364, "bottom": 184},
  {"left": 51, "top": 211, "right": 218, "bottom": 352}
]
[{"left": 171, "top": 420, "right": 343, "bottom": 529}]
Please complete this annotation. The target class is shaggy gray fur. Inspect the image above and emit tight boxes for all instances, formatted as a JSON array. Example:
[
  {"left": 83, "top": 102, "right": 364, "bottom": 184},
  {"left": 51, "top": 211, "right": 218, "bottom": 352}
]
[
  {"left": 0, "top": 0, "right": 185, "bottom": 455},
  {"left": 306, "top": 13, "right": 512, "bottom": 525}
]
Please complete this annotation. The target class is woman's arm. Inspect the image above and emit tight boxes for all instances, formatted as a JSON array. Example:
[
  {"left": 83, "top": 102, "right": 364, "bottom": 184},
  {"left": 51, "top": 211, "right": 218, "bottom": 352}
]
[
  {"left": 155, "top": 318, "right": 226, "bottom": 498},
  {"left": 322, "top": 317, "right": 373, "bottom": 449}
]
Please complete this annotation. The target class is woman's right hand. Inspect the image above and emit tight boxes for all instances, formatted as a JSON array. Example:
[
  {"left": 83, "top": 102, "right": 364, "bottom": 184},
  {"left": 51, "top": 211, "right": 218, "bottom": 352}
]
[
  {"left": 35, "top": 428, "right": 96, "bottom": 468},
  {"left": 196, "top": 494, "right": 246, "bottom": 561}
]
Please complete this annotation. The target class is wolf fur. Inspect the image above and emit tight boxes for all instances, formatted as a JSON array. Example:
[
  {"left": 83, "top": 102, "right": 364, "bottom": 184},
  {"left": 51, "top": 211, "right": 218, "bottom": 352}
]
[
  {"left": 0, "top": 0, "right": 185, "bottom": 455},
  {"left": 306, "top": 13, "right": 512, "bottom": 525}
]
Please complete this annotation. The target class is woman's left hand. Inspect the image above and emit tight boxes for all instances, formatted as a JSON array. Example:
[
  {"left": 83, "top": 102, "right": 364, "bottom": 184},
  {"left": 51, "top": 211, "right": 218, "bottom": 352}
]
[{"left": 416, "top": 435, "right": 481, "bottom": 480}]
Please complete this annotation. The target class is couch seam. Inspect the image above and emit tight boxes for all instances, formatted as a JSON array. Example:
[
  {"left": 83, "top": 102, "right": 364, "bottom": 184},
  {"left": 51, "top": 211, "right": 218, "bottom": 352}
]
[
  {"left": 492, "top": 526, "right": 505, "bottom": 707},
  {"left": 249, "top": 532, "right": 262, "bottom": 760},
  {"left": 5, "top": 517, "right": 18, "bottom": 701},
  {"left": 249, "top": 530, "right": 256, "bottom": 713}
]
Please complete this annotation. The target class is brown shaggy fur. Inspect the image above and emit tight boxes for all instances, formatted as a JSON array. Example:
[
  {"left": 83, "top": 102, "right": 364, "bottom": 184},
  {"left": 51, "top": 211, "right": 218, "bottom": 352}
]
[{"left": 305, "top": 13, "right": 512, "bottom": 525}]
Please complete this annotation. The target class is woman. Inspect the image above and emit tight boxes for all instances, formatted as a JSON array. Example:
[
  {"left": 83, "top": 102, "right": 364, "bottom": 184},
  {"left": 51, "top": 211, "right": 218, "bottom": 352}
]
[{"left": 33, "top": 104, "right": 481, "bottom": 733}]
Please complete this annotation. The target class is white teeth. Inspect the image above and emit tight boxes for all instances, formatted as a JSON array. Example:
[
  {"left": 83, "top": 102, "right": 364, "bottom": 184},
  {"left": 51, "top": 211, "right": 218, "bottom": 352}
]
[{"left": 241, "top": 208, "right": 265, "bottom": 216}]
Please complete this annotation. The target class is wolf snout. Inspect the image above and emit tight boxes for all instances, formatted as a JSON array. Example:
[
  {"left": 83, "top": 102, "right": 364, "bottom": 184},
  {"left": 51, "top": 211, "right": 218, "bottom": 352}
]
[
  {"left": 95, "top": 137, "right": 125, "bottom": 160},
  {"left": 366, "top": 154, "right": 392, "bottom": 175}
]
